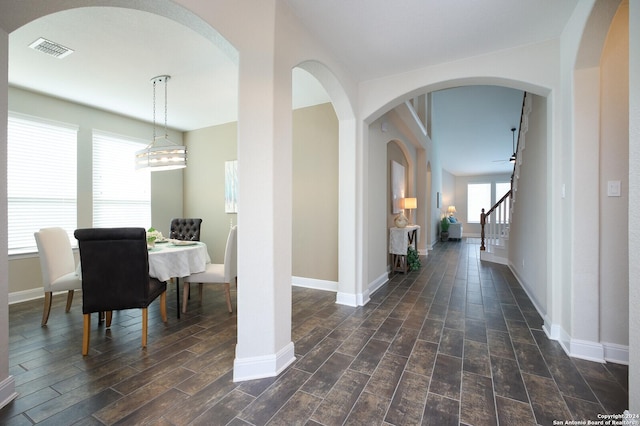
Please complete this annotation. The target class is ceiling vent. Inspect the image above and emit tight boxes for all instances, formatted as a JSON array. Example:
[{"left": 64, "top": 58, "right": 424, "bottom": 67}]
[{"left": 29, "top": 37, "right": 74, "bottom": 59}]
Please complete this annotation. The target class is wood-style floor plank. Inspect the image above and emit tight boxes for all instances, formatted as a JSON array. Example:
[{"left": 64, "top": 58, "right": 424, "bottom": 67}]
[{"left": 2, "top": 239, "right": 628, "bottom": 425}]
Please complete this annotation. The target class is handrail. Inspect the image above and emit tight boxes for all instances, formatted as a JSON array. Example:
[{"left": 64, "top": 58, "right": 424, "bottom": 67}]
[
  {"left": 480, "top": 189, "right": 512, "bottom": 252},
  {"left": 480, "top": 92, "right": 527, "bottom": 253}
]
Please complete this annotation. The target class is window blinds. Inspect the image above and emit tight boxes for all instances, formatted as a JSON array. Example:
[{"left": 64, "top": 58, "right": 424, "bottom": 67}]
[
  {"left": 7, "top": 113, "right": 78, "bottom": 253},
  {"left": 92, "top": 131, "right": 151, "bottom": 229}
]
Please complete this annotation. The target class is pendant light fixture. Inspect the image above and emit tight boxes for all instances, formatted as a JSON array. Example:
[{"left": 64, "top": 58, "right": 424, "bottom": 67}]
[{"left": 135, "top": 75, "right": 187, "bottom": 171}]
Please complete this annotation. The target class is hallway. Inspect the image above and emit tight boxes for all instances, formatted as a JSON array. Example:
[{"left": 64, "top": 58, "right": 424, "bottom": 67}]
[{"left": 2, "top": 239, "right": 628, "bottom": 425}]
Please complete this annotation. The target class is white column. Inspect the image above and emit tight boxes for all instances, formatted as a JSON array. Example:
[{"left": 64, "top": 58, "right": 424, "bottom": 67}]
[{"left": 232, "top": 1, "right": 294, "bottom": 381}]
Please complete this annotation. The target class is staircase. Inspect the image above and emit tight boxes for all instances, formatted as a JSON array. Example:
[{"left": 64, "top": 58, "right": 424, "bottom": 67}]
[
  {"left": 480, "top": 92, "right": 531, "bottom": 264},
  {"left": 480, "top": 190, "right": 511, "bottom": 264}
]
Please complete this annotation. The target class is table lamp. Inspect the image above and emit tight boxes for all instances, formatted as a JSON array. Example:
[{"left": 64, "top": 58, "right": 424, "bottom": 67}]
[
  {"left": 447, "top": 205, "right": 457, "bottom": 217},
  {"left": 402, "top": 197, "right": 417, "bottom": 225}
]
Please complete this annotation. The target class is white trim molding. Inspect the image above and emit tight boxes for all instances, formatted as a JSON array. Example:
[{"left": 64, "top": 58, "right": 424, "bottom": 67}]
[
  {"left": 603, "top": 342, "right": 629, "bottom": 365},
  {"left": 9, "top": 288, "right": 45, "bottom": 305},
  {"left": 291, "top": 276, "right": 337, "bottom": 292},
  {"left": 0, "top": 376, "right": 17, "bottom": 411},
  {"left": 233, "top": 341, "right": 295, "bottom": 382},
  {"left": 367, "top": 271, "right": 389, "bottom": 298}
]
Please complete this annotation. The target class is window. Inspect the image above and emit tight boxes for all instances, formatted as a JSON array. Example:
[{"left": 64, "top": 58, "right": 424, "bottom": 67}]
[
  {"left": 8, "top": 113, "right": 78, "bottom": 254},
  {"left": 467, "top": 183, "right": 491, "bottom": 223},
  {"left": 496, "top": 181, "right": 511, "bottom": 221},
  {"left": 93, "top": 131, "right": 151, "bottom": 228}
]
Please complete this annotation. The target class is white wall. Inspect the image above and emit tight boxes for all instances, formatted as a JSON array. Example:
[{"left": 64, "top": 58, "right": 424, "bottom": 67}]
[
  {"left": 508, "top": 94, "right": 548, "bottom": 315},
  {"left": 627, "top": 0, "right": 639, "bottom": 412},
  {"left": 599, "top": 2, "right": 629, "bottom": 348}
]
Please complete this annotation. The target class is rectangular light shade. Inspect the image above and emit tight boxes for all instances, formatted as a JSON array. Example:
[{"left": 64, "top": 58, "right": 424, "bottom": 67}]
[{"left": 401, "top": 197, "right": 417, "bottom": 209}]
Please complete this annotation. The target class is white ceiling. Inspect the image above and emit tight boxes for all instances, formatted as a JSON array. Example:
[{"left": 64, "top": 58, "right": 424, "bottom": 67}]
[
  {"left": 284, "top": 0, "right": 579, "bottom": 81},
  {"left": 8, "top": 1, "right": 579, "bottom": 174}
]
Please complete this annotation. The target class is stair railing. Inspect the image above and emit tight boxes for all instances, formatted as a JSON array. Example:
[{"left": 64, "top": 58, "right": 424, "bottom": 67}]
[
  {"left": 480, "top": 92, "right": 528, "bottom": 252},
  {"left": 480, "top": 189, "right": 511, "bottom": 251}
]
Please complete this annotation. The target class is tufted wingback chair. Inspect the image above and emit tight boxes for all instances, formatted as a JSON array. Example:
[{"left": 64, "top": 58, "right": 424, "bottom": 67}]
[{"left": 169, "top": 218, "right": 202, "bottom": 241}]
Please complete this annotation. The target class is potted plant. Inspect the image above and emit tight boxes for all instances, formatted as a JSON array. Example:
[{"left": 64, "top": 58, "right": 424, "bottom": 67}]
[
  {"left": 440, "top": 217, "right": 450, "bottom": 242},
  {"left": 407, "top": 246, "right": 421, "bottom": 271}
]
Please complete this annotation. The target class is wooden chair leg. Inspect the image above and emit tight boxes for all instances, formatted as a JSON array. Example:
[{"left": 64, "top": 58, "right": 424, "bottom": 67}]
[
  {"left": 82, "top": 314, "right": 91, "bottom": 355},
  {"left": 106, "top": 311, "right": 113, "bottom": 327},
  {"left": 182, "top": 283, "right": 190, "bottom": 313},
  {"left": 65, "top": 290, "right": 75, "bottom": 312},
  {"left": 224, "top": 282, "right": 232, "bottom": 313},
  {"left": 41, "top": 292, "right": 53, "bottom": 326},
  {"left": 160, "top": 291, "right": 167, "bottom": 323},
  {"left": 199, "top": 283, "right": 203, "bottom": 301},
  {"left": 142, "top": 308, "right": 148, "bottom": 348}
]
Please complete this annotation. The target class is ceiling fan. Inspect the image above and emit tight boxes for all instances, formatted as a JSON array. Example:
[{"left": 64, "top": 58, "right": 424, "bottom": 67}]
[{"left": 493, "top": 127, "right": 517, "bottom": 163}]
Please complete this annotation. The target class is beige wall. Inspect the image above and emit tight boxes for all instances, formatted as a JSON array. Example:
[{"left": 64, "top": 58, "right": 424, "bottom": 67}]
[
  {"left": 8, "top": 94, "right": 340, "bottom": 298},
  {"left": 183, "top": 121, "right": 238, "bottom": 264},
  {"left": 292, "top": 103, "right": 338, "bottom": 281},
  {"left": 184, "top": 102, "right": 339, "bottom": 282},
  {"left": 386, "top": 141, "right": 408, "bottom": 229},
  {"left": 8, "top": 87, "right": 184, "bottom": 297}
]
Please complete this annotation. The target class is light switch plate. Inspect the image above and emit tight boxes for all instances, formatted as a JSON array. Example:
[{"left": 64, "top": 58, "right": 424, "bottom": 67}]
[{"left": 607, "top": 180, "right": 621, "bottom": 197}]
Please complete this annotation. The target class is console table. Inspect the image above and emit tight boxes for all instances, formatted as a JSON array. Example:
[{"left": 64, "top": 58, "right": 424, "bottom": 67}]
[{"left": 389, "top": 225, "right": 420, "bottom": 273}]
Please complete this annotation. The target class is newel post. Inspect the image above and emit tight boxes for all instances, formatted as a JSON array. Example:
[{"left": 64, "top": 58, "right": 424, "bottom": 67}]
[{"left": 480, "top": 208, "right": 486, "bottom": 251}]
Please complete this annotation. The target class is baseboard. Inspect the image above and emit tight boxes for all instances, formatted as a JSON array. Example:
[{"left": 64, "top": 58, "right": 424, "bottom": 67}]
[
  {"left": 569, "top": 338, "right": 605, "bottom": 363},
  {"left": 368, "top": 271, "right": 389, "bottom": 298},
  {"left": 9, "top": 288, "right": 45, "bottom": 304},
  {"left": 0, "top": 376, "right": 18, "bottom": 411},
  {"left": 336, "top": 287, "right": 370, "bottom": 307},
  {"left": 233, "top": 341, "right": 295, "bottom": 382},
  {"left": 542, "top": 321, "right": 628, "bottom": 364},
  {"left": 292, "top": 276, "right": 337, "bottom": 292},
  {"left": 512, "top": 266, "right": 614, "bottom": 364},
  {"left": 603, "top": 342, "right": 629, "bottom": 364}
]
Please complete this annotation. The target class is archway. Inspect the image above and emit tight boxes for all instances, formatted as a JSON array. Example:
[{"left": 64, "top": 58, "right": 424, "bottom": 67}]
[
  {"left": 295, "top": 60, "right": 358, "bottom": 306},
  {"left": 361, "top": 77, "right": 552, "bottom": 326},
  {"left": 0, "top": 0, "right": 239, "bottom": 405}
]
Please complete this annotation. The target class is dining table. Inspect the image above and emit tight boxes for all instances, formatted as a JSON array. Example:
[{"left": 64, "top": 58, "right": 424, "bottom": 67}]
[{"left": 147, "top": 240, "right": 210, "bottom": 318}]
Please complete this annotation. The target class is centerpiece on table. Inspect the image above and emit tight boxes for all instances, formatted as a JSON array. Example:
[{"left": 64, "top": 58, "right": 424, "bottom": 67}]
[{"left": 146, "top": 227, "right": 164, "bottom": 248}]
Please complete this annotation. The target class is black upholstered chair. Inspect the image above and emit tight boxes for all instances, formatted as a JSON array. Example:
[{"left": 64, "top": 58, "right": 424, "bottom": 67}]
[
  {"left": 74, "top": 227, "right": 167, "bottom": 356},
  {"left": 169, "top": 218, "right": 202, "bottom": 241}
]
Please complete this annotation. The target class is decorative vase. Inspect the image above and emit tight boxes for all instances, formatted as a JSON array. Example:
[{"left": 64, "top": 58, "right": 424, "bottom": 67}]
[{"left": 394, "top": 211, "right": 409, "bottom": 228}]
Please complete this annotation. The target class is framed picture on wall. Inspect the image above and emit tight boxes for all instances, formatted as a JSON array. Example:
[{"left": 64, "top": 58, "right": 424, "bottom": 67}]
[
  {"left": 391, "top": 160, "right": 405, "bottom": 214},
  {"left": 225, "top": 160, "right": 238, "bottom": 213}
]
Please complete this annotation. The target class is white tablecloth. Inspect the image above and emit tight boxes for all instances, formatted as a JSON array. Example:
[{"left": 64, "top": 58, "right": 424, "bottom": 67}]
[
  {"left": 148, "top": 242, "right": 211, "bottom": 282},
  {"left": 389, "top": 225, "right": 420, "bottom": 255}
]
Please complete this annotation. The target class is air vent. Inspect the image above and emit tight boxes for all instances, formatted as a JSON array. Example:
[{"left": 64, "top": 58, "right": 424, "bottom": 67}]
[{"left": 28, "top": 37, "right": 74, "bottom": 59}]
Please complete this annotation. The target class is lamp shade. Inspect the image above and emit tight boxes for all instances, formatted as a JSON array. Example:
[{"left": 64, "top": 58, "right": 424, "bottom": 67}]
[
  {"left": 447, "top": 205, "right": 457, "bottom": 215},
  {"left": 135, "top": 138, "right": 187, "bottom": 171},
  {"left": 401, "top": 197, "right": 417, "bottom": 209}
]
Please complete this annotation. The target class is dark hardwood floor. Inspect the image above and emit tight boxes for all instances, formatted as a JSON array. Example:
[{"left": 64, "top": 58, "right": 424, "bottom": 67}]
[{"left": 2, "top": 239, "right": 629, "bottom": 425}]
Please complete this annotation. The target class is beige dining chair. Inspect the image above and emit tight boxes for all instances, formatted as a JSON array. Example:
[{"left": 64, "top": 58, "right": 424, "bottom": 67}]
[
  {"left": 182, "top": 225, "right": 237, "bottom": 313},
  {"left": 34, "top": 227, "right": 83, "bottom": 326}
]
